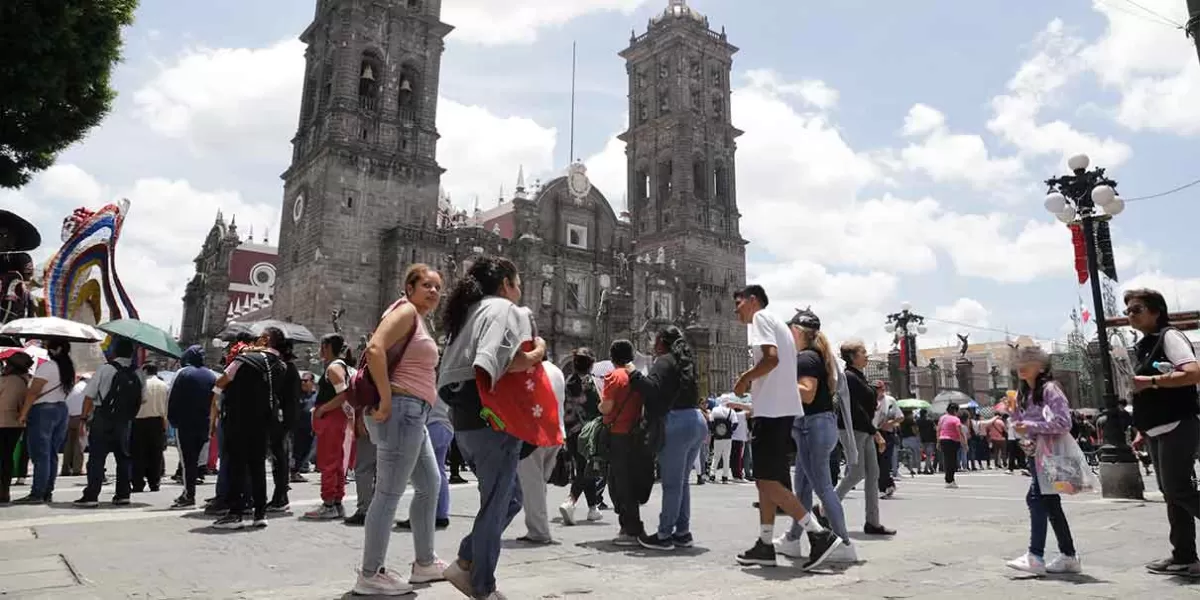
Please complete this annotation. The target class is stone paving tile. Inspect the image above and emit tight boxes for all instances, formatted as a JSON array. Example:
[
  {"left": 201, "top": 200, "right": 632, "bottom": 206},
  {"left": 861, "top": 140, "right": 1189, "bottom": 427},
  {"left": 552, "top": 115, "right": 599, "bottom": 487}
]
[{"left": 5, "top": 462, "right": 1200, "bottom": 599}]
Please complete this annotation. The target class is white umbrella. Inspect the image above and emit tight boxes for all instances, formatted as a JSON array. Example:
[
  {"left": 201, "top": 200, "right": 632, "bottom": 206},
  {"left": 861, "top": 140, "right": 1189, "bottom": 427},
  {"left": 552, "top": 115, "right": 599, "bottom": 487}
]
[{"left": 0, "top": 317, "right": 105, "bottom": 342}]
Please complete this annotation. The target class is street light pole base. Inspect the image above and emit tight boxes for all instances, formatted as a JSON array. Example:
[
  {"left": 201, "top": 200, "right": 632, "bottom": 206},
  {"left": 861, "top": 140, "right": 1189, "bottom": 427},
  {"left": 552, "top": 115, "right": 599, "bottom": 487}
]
[{"left": 1098, "top": 447, "right": 1145, "bottom": 500}]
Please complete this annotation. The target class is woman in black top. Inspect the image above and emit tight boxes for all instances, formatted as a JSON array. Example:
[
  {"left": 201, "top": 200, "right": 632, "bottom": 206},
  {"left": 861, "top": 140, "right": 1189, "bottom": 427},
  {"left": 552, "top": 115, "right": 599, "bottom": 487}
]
[
  {"left": 773, "top": 309, "right": 854, "bottom": 560},
  {"left": 626, "top": 326, "right": 708, "bottom": 550}
]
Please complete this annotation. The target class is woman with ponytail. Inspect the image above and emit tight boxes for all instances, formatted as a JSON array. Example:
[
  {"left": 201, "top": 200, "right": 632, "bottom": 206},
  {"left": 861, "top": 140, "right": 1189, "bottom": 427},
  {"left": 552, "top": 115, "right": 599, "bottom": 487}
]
[
  {"left": 435, "top": 256, "right": 546, "bottom": 599},
  {"left": 624, "top": 325, "right": 708, "bottom": 551},
  {"left": 774, "top": 309, "right": 856, "bottom": 562}
]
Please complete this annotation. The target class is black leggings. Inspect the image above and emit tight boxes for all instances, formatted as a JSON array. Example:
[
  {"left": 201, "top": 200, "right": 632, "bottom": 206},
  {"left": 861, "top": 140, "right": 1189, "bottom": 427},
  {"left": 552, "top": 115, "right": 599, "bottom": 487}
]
[
  {"left": 939, "top": 440, "right": 961, "bottom": 484},
  {"left": 0, "top": 427, "right": 22, "bottom": 498}
]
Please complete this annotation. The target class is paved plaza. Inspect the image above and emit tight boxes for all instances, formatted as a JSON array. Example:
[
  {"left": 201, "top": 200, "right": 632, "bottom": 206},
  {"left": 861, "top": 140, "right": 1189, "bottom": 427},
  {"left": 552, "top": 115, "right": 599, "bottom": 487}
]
[{"left": 1, "top": 457, "right": 1199, "bottom": 599}]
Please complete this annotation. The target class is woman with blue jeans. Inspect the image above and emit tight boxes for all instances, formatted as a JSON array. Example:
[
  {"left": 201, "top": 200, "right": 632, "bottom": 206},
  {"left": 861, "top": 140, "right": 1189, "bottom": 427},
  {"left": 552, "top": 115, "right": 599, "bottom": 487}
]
[
  {"left": 353, "top": 264, "right": 446, "bottom": 597},
  {"left": 397, "top": 412, "right": 454, "bottom": 529},
  {"left": 628, "top": 326, "right": 708, "bottom": 551},
  {"left": 775, "top": 310, "right": 855, "bottom": 561},
  {"left": 437, "top": 256, "right": 547, "bottom": 600},
  {"left": 15, "top": 339, "right": 73, "bottom": 504}
]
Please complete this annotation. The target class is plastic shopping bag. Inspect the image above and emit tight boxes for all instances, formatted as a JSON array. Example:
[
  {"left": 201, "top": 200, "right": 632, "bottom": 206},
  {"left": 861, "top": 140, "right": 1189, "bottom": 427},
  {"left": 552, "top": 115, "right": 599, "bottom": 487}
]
[{"left": 1034, "top": 433, "right": 1099, "bottom": 495}]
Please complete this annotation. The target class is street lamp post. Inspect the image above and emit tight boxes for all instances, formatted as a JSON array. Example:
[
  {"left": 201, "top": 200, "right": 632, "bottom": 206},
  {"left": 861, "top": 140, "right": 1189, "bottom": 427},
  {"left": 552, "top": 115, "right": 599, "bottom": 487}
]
[
  {"left": 885, "top": 302, "right": 927, "bottom": 398},
  {"left": 1044, "top": 153, "right": 1143, "bottom": 500}
]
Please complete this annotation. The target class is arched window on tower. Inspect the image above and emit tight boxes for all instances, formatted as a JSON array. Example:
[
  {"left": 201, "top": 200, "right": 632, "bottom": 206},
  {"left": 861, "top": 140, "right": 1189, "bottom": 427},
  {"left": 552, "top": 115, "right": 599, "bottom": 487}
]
[
  {"left": 358, "top": 58, "right": 380, "bottom": 112},
  {"left": 406, "top": 0, "right": 422, "bottom": 11},
  {"left": 692, "top": 159, "right": 707, "bottom": 199},
  {"left": 714, "top": 163, "right": 729, "bottom": 202},
  {"left": 398, "top": 64, "right": 420, "bottom": 121}
]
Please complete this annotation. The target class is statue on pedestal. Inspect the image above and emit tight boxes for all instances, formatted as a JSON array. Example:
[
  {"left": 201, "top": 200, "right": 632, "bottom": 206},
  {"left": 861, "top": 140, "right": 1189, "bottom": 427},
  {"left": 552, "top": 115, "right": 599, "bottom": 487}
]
[{"left": 957, "top": 333, "right": 970, "bottom": 358}]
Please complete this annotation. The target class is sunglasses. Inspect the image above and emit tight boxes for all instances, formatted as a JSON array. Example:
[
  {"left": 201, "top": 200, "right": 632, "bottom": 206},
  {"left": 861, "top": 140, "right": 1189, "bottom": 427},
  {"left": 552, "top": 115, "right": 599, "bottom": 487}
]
[{"left": 1124, "top": 305, "right": 1146, "bottom": 316}]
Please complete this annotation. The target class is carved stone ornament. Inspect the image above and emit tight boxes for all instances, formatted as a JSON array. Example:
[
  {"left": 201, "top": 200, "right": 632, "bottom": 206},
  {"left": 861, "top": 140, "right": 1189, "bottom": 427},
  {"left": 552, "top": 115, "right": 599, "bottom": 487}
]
[{"left": 567, "top": 162, "right": 591, "bottom": 203}]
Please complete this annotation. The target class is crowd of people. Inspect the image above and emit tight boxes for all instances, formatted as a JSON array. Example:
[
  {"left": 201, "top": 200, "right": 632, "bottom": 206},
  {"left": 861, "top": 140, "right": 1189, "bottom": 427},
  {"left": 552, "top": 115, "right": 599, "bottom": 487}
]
[{"left": 4, "top": 258, "right": 1200, "bottom": 595}]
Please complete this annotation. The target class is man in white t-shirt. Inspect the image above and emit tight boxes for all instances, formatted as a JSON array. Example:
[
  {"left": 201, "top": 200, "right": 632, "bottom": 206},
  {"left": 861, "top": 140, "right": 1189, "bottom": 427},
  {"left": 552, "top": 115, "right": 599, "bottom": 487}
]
[{"left": 730, "top": 285, "right": 841, "bottom": 570}]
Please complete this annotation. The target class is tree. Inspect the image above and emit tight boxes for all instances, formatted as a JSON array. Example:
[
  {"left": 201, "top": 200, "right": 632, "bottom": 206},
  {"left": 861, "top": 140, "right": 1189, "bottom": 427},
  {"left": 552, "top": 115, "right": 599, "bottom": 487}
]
[{"left": 0, "top": 1, "right": 138, "bottom": 189}]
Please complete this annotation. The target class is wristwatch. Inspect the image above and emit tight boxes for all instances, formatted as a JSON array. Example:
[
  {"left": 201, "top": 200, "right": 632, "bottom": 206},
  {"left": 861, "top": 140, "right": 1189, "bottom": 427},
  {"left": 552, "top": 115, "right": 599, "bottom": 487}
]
[{"left": 1151, "top": 376, "right": 1159, "bottom": 388}]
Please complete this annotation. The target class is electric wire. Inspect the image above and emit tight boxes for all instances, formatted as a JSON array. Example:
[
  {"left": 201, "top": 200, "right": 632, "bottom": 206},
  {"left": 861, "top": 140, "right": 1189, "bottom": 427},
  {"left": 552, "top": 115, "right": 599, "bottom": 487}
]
[{"left": 1122, "top": 176, "right": 1200, "bottom": 202}]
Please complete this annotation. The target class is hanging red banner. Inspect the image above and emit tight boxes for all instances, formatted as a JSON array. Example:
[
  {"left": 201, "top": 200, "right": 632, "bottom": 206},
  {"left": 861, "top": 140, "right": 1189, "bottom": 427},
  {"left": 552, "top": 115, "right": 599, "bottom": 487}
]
[{"left": 1069, "top": 223, "right": 1088, "bottom": 285}]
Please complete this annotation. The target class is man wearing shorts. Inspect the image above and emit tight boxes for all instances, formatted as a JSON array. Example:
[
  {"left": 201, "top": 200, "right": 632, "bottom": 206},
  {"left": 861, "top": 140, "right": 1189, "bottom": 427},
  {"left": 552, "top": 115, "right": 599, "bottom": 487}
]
[{"left": 730, "top": 285, "right": 842, "bottom": 570}]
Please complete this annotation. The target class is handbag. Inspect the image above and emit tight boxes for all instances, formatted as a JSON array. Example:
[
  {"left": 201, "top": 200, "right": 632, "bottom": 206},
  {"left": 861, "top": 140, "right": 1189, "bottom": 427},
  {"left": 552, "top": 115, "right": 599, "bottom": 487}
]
[
  {"left": 346, "top": 299, "right": 414, "bottom": 410},
  {"left": 476, "top": 346, "right": 564, "bottom": 448},
  {"left": 1034, "top": 433, "right": 1098, "bottom": 495}
]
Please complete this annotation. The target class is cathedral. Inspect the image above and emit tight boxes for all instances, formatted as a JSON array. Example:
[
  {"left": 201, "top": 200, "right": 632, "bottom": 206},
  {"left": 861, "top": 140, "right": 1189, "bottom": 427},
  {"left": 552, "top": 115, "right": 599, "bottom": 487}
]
[{"left": 209, "top": 0, "right": 748, "bottom": 395}]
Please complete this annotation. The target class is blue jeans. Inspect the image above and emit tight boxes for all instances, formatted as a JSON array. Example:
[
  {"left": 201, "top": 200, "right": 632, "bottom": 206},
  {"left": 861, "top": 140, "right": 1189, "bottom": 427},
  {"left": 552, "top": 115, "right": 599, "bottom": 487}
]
[
  {"left": 361, "top": 396, "right": 439, "bottom": 575},
  {"left": 1027, "top": 461, "right": 1076, "bottom": 558},
  {"left": 656, "top": 408, "right": 707, "bottom": 538},
  {"left": 26, "top": 402, "right": 68, "bottom": 499},
  {"left": 455, "top": 427, "right": 523, "bottom": 597},
  {"left": 788, "top": 413, "right": 850, "bottom": 541},
  {"left": 428, "top": 421, "right": 454, "bottom": 520}
]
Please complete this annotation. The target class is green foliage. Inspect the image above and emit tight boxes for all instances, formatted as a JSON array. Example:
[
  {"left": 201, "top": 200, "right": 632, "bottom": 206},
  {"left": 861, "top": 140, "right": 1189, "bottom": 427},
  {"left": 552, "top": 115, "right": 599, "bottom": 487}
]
[{"left": 0, "top": 0, "right": 137, "bottom": 188}]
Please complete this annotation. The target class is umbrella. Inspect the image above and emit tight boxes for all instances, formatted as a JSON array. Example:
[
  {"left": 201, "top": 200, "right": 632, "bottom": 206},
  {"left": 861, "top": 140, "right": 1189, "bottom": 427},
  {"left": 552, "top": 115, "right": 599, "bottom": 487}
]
[
  {"left": 0, "top": 317, "right": 104, "bottom": 342},
  {"left": 248, "top": 320, "right": 317, "bottom": 344},
  {"left": 0, "top": 346, "right": 49, "bottom": 370},
  {"left": 897, "top": 398, "right": 931, "bottom": 410},
  {"left": 98, "top": 319, "right": 184, "bottom": 359},
  {"left": 0, "top": 210, "right": 42, "bottom": 252},
  {"left": 216, "top": 322, "right": 254, "bottom": 343}
]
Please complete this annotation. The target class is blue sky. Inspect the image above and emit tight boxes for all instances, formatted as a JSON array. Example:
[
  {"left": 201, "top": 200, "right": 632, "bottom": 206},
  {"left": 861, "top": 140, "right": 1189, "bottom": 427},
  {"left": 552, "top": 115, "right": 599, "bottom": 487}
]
[{"left": 4, "top": 0, "right": 1200, "bottom": 353}]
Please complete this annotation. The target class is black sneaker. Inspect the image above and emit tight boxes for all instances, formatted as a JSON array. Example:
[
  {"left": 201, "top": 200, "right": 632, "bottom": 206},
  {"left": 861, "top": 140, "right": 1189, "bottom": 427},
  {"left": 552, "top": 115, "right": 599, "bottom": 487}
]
[
  {"left": 637, "top": 533, "right": 675, "bottom": 551},
  {"left": 112, "top": 497, "right": 131, "bottom": 506},
  {"left": 736, "top": 540, "right": 777, "bottom": 566},
  {"left": 863, "top": 523, "right": 896, "bottom": 536},
  {"left": 265, "top": 498, "right": 290, "bottom": 513},
  {"left": 170, "top": 496, "right": 196, "bottom": 510},
  {"left": 344, "top": 511, "right": 366, "bottom": 526},
  {"left": 212, "top": 514, "right": 245, "bottom": 530},
  {"left": 803, "top": 530, "right": 843, "bottom": 571},
  {"left": 73, "top": 497, "right": 100, "bottom": 508},
  {"left": 289, "top": 472, "right": 308, "bottom": 484},
  {"left": 1147, "top": 557, "right": 1200, "bottom": 577},
  {"left": 395, "top": 518, "right": 451, "bottom": 530},
  {"left": 672, "top": 532, "right": 694, "bottom": 548},
  {"left": 204, "top": 501, "right": 229, "bottom": 516},
  {"left": 250, "top": 515, "right": 268, "bottom": 529},
  {"left": 13, "top": 494, "right": 47, "bottom": 505}
]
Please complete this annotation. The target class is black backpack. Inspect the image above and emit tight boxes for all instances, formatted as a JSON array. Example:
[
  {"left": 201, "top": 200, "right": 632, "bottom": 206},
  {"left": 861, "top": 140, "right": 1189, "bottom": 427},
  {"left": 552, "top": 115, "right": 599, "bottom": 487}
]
[
  {"left": 221, "top": 352, "right": 286, "bottom": 424},
  {"left": 98, "top": 361, "right": 143, "bottom": 420},
  {"left": 711, "top": 412, "right": 734, "bottom": 440}
]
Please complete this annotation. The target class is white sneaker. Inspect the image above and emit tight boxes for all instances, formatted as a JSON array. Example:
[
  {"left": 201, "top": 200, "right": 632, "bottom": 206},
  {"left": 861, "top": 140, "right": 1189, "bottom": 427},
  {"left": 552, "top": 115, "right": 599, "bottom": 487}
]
[
  {"left": 826, "top": 541, "right": 858, "bottom": 563},
  {"left": 586, "top": 506, "right": 603, "bottom": 522},
  {"left": 1046, "top": 554, "right": 1082, "bottom": 574},
  {"left": 442, "top": 561, "right": 472, "bottom": 596},
  {"left": 353, "top": 569, "right": 414, "bottom": 596},
  {"left": 1006, "top": 552, "right": 1047, "bottom": 575},
  {"left": 559, "top": 501, "right": 577, "bottom": 526},
  {"left": 772, "top": 534, "right": 805, "bottom": 558},
  {"left": 410, "top": 557, "right": 449, "bottom": 584},
  {"left": 946, "top": 481, "right": 958, "bottom": 489}
]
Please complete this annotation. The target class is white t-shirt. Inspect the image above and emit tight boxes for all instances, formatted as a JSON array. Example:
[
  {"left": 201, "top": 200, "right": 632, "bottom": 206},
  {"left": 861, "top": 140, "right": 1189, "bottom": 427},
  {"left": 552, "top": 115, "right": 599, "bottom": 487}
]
[
  {"left": 746, "top": 309, "right": 801, "bottom": 418},
  {"left": 544, "top": 361, "right": 567, "bottom": 440},
  {"left": 31, "top": 359, "right": 68, "bottom": 405},
  {"left": 65, "top": 380, "right": 87, "bottom": 416},
  {"left": 1146, "top": 329, "right": 1198, "bottom": 437},
  {"left": 731, "top": 409, "right": 750, "bottom": 441}
]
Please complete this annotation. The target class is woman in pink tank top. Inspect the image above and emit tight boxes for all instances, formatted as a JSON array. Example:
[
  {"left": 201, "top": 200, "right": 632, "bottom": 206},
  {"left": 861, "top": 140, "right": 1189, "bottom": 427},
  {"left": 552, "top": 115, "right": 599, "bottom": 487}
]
[{"left": 352, "top": 264, "right": 447, "bottom": 596}]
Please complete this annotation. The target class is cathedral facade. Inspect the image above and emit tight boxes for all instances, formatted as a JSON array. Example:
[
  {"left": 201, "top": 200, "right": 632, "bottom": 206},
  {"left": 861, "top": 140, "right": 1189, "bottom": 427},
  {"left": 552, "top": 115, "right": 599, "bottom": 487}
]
[{"left": 267, "top": 0, "right": 748, "bottom": 395}]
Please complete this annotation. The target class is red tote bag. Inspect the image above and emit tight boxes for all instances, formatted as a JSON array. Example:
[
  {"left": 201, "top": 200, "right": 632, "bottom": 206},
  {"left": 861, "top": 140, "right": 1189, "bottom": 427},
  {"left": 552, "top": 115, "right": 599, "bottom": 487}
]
[{"left": 476, "top": 343, "right": 563, "bottom": 448}]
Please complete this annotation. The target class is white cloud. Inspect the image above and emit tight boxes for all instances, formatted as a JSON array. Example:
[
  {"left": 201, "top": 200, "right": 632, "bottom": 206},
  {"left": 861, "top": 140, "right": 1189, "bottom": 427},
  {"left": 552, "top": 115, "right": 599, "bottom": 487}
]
[
  {"left": 987, "top": 19, "right": 1132, "bottom": 168},
  {"left": 438, "top": 101, "right": 558, "bottom": 209},
  {"left": 444, "top": 0, "right": 649, "bottom": 45},
  {"left": 895, "top": 103, "right": 1025, "bottom": 190},
  {"left": 1081, "top": 0, "right": 1200, "bottom": 134},
  {"left": 583, "top": 133, "right": 629, "bottom": 214}
]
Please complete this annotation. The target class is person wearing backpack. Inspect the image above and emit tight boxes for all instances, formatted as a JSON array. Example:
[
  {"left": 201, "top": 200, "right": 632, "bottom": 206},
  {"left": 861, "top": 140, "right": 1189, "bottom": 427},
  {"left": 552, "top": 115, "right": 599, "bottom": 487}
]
[
  {"left": 1126, "top": 289, "right": 1200, "bottom": 577},
  {"left": 559, "top": 348, "right": 604, "bottom": 526},
  {"left": 709, "top": 401, "right": 738, "bottom": 483},
  {"left": 73, "top": 338, "right": 141, "bottom": 507},
  {"left": 209, "top": 327, "right": 290, "bottom": 530},
  {"left": 265, "top": 341, "right": 301, "bottom": 512}
]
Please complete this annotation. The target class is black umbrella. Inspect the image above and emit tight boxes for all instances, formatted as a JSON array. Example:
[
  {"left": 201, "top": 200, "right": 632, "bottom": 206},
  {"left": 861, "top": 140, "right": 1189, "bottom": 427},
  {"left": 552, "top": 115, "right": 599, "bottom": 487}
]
[
  {"left": 216, "top": 322, "right": 254, "bottom": 343},
  {"left": 248, "top": 320, "right": 317, "bottom": 344},
  {"left": 0, "top": 210, "right": 41, "bottom": 252}
]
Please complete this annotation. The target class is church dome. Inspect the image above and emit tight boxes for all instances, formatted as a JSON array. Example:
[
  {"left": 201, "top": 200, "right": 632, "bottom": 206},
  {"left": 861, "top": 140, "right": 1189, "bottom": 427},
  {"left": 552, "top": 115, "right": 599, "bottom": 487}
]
[{"left": 651, "top": 0, "right": 706, "bottom": 25}]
